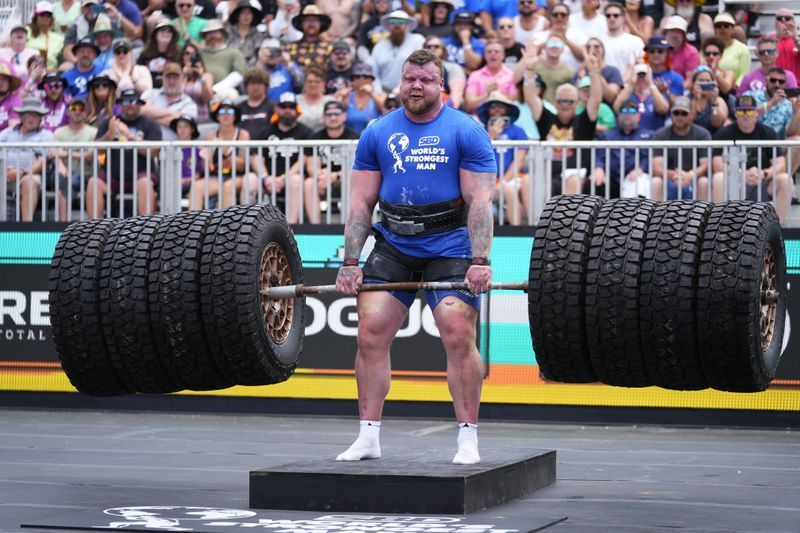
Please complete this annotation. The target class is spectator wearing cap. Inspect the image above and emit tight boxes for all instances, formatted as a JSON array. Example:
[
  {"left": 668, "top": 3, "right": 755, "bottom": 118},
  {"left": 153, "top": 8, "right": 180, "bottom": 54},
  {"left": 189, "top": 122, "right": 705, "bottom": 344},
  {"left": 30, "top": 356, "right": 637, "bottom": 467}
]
[
  {"left": 27, "top": 2, "right": 65, "bottom": 71},
  {"left": 444, "top": 11, "right": 484, "bottom": 73},
  {"left": 423, "top": 35, "right": 466, "bottom": 110},
  {"left": 0, "top": 26, "right": 41, "bottom": 82},
  {"left": 180, "top": 43, "right": 214, "bottom": 123},
  {"left": 102, "top": 40, "right": 153, "bottom": 96},
  {"left": 689, "top": 67, "right": 728, "bottom": 136},
  {"left": 91, "top": 16, "right": 116, "bottom": 71},
  {"left": 190, "top": 99, "right": 252, "bottom": 209},
  {"left": 712, "top": 94, "right": 791, "bottom": 223},
  {"left": 738, "top": 36, "right": 799, "bottom": 97},
  {"left": 494, "top": 17, "right": 524, "bottom": 71},
  {"left": 137, "top": 20, "right": 180, "bottom": 89},
  {"left": 355, "top": 0, "right": 391, "bottom": 59},
  {"left": 522, "top": 51, "right": 603, "bottom": 195},
  {"left": 199, "top": 20, "right": 247, "bottom": 91},
  {"left": 53, "top": 96, "right": 97, "bottom": 211},
  {"left": 39, "top": 72, "right": 70, "bottom": 131},
  {"left": 237, "top": 68, "right": 275, "bottom": 139},
  {"left": 570, "top": 0, "right": 607, "bottom": 38},
  {"left": 775, "top": 8, "right": 800, "bottom": 82},
  {"left": 172, "top": 0, "right": 208, "bottom": 49},
  {"left": 576, "top": 75, "right": 616, "bottom": 135},
  {"left": 512, "top": 0, "right": 547, "bottom": 47},
  {"left": 529, "top": 4, "right": 587, "bottom": 72},
  {"left": 0, "top": 98, "right": 57, "bottom": 221},
  {"left": 297, "top": 64, "right": 335, "bottom": 133},
  {"left": 61, "top": 1, "right": 111, "bottom": 63},
  {"left": 102, "top": 0, "right": 143, "bottom": 41},
  {"left": 382, "top": 91, "right": 400, "bottom": 113},
  {"left": 742, "top": 67, "right": 798, "bottom": 140},
  {"left": 301, "top": 99, "right": 360, "bottom": 223},
  {"left": 525, "top": 34, "right": 573, "bottom": 107},
  {"left": 287, "top": 5, "right": 333, "bottom": 70},
  {"left": 343, "top": 63, "right": 381, "bottom": 134},
  {"left": 622, "top": 0, "right": 654, "bottom": 44},
  {"left": 419, "top": 0, "right": 457, "bottom": 40},
  {"left": 601, "top": 2, "right": 645, "bottom": 76},
  {"left": 614, "top": 63, "right": 669, "bottom": 132},
  {"left": 650, "top": 95, "right": 711, "bottom": 202},
  {"left": 226, "top": 0, "right": 266, "bottom": 68},
  {"left": 268, "top": 0, "right": 303, "bottom": 44},
  {"left": 140, "top": 61, "right": 198, "bottom": 138},
  {"left": 464, "top": 39, "right": 518, "bottom": 112},
  {"left": 63, "top": 37, "right": 102, "bottom": 98},
  {"left": 0, "top": 63, "right": 24, "bottom": 131},
  {"left": 326, "top": 40, "right": 355, "bottom": 95},
  {"left": 370, "top": 10, "right": 425, "bottom": 93},
  {"left": 592, "top": 98, "right": 653, "bottom": 199},
  {"left": 254, "top": 39, "right": 297, "bottom": 102},
  {"left": 644, "top": 36, "right": 684, "bottom": 103},
  {"left": 249, "top": 91, "right": 313, "bottom": 224},
  {"left": 86, "top": 74, "right": 118, "bottom": 125},
  {"left": 662, "top": 15, "right": 699, "bottom": 82},
  {"left": 88, "top": 89, "right": 162, "bottom": 218},
  {"left": 169, "top": 114, "right": 204, "bottom": 206},
  {"left": 573, "top": 37, "right": 622, "bottom": 106},
  {"left": 661, "top": 0, "right": 713, "bottom": 50},
  {"left": 713, "top": 12, "right": 750, "bottom": 87},
  {"left": 478, "top": 91, "right": 529, "bottom": 225}
]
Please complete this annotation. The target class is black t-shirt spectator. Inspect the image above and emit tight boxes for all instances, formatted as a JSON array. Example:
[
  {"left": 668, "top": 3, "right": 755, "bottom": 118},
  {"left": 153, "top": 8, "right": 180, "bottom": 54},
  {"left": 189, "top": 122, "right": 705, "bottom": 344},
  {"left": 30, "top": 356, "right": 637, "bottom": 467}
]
[
  {"left": 713, "top": 122, "right": 782, "bottom": 169},
  {"left": 536, "top": 107, "right": 597, "bottom": 167},
  {"left": 238, "top": 98, "right": 275, "bottom": 139},
  {"left": 308, "top": 127, "right": 360, "bottom": 171},
  {"left": 651, "top": 124, "right": 712, "bottom": 171},
  {"left": 96, "top": 115, "right": 162, "bottom": 178},
  {"left": 259, "top": 122, "right": 313, "bottom": 176},
  {"left": 326, "top": 66, "right": 353, "bottom": 95},
  {"left": 357, "top": 14, "right": 388, "bottom": 53}
]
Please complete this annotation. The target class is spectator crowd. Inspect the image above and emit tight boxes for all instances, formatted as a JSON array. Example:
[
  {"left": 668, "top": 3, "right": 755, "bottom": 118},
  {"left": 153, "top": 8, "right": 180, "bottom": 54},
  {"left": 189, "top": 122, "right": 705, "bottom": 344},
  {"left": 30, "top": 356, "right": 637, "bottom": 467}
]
[{"left": 2, "top": 0, "right": 800, "bottom": 223}]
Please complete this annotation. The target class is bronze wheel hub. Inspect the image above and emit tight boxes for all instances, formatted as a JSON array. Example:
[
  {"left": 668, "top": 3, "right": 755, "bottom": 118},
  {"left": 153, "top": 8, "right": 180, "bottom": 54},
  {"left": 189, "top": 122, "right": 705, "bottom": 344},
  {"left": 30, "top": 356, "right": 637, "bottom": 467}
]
[
  {"left": 760, "top": 244, "right": 777, "bottom": 352},
  {"left": 260, "top": 242, "right": 293, "bottom": 344}
]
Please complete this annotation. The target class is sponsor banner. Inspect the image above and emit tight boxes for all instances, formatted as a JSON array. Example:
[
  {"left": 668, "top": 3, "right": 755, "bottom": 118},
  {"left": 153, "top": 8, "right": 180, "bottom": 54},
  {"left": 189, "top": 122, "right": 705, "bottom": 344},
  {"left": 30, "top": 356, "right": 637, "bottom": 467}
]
[{"left": 0, "top": 224, "right": 798, "bottom": 411}]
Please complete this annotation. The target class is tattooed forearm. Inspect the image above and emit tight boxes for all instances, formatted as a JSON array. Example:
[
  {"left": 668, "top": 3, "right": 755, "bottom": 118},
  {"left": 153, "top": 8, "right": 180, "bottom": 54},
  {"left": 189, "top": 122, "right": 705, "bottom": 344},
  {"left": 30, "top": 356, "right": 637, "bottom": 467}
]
[
  {"left": 344, "top": 210, "right": 372, "bottom": 259},
  {"left": 465, "top": 171, "right": 495, "bottom": 258}
]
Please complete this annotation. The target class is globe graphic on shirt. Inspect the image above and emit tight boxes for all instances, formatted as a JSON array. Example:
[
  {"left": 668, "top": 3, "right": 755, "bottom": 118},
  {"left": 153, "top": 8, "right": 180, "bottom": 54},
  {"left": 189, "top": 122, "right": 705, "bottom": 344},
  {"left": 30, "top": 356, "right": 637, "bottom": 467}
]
[{"left": 387, "top": 133, "right": 410, "bottom": 157}]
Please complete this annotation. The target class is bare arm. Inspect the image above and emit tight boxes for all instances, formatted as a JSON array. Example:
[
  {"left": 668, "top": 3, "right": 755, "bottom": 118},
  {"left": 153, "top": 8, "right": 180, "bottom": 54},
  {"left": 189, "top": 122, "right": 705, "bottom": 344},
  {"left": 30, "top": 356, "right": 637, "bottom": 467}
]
[
  {"left": 584, "top": 55, "right": 603, "bottom": 122},
  {"left": 460, "top": 167, "right": 495, "bottom": 293},
  {"left": 521, "top": 43, "right": 543, "bottom": 121},
  {"left": 336, "top": 168, "right": 381, "bottom": 295}
]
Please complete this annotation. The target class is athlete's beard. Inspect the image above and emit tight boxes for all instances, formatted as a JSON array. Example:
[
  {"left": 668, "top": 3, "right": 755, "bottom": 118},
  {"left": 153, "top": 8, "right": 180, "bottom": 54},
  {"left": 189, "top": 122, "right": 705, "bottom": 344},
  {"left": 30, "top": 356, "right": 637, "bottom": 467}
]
[{"left": 400, "top": 91, "right": 439, "bottom": 116}]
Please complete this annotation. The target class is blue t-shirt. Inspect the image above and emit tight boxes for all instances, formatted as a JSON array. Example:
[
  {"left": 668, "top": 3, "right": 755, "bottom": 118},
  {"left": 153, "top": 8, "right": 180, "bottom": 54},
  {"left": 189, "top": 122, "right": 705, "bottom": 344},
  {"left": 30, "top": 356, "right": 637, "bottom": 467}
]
[
  {"left": 63, "top": 64, "right": 102, "bottom": 98},
  {"left": 653, "top": 69, "right": 685, "bottom": 97},
  {"left": 492, "top": 123, "right": 528, "bottom": 175},
  {"left": 353, "top": 106, "right": 497, "bottom": 258},
  {"left": 267, "top": 64, "right": 294, "bottom": 101},
  {"left": 444, "top": 36, "right": 485, "bottom": 69}
]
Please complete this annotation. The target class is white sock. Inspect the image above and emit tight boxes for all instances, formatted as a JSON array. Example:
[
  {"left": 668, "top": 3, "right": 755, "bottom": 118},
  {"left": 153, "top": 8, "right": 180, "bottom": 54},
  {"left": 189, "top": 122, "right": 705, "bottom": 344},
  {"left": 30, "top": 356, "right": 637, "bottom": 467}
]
[
  {"left": 453, "top": 422, "right": 480, "bottom": 465},
  {"left": 336, "top": 420, "right": 381, "bottom": 461}
]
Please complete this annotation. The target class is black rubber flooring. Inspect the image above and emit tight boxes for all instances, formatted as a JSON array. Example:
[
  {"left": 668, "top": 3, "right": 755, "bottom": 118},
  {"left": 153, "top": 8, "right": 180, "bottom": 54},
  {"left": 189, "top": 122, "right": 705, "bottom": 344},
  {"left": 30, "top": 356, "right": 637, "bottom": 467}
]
[{"left": 0, "top": 408, "right": 798, "bottom": 532}]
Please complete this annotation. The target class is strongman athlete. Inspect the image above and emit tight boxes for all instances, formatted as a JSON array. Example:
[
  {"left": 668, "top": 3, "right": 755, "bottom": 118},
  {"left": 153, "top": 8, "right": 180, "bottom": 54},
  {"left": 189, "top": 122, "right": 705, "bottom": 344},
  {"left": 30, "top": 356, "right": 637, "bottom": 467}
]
[{"left": 335, "top": 49, "right": 497, "bottom": 464}]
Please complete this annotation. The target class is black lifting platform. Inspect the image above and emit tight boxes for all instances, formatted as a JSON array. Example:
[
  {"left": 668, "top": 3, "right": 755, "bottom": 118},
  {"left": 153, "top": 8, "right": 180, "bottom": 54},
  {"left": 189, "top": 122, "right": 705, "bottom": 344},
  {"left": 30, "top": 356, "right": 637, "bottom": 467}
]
[{"left": 250, "top": 448, "right": 556, "bottom": 514}]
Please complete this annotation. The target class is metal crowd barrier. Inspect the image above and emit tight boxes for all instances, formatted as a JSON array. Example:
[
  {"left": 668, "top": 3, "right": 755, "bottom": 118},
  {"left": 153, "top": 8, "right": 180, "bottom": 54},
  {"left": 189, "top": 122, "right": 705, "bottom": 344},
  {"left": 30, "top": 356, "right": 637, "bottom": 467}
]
[{"left": 1, "top": 139, "right": 798, "bottom": 227}]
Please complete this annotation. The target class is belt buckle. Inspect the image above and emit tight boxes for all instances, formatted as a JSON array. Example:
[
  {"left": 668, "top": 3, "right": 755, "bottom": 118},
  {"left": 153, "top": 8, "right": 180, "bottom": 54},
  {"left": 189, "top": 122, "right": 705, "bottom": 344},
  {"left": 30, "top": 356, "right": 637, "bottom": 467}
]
[{"left": 386, "top": 216, "right": 426, "bottom": 235}]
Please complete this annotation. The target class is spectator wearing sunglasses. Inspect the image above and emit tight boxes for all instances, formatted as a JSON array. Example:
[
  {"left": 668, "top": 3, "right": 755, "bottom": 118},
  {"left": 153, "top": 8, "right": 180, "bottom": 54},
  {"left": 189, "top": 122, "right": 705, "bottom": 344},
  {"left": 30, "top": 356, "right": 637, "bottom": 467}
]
[
  {"left": 713, "top": 12, "right": 750, "bottom": 88},
  {"left": 530, "top": 4, "right": 587, "bottom": 72},
  {"left": 775, "top": 8, "right": 800, "bottom": 81},
  {"left": 643, "top": 37, "right": 684, "bottom": 104},
  {"left": 0, "top": 26, "right": 40, "bottom": 83},
  {"left": 698, "top": 36, "right": 735, "bottom": 100},
  {"left": 512, "top": 0, "right": 547, "bottom": 47},
  {"left": 573, "top": 38, "right": 622, "bottom": 106},
  {"left": 601, "top": 2, "right": 645, "bottom": 75},
  {"left": 689, "top": 66, "right": 727, "bottom": 136},
  {"left": 738, "top": 36, "right": 798, "bottom": 98},
  {"left": 101, "top": 40, "right": 153, "bottom": 97},
  {"left": 742, "top": 67, "right": 798, "bottom": 140},
  {"left": 526, "top": 35, "right": 573, "bottom": 106},
  {"left": 494, "top": 17, "right": 524, "bottom": 71},
  {"left": 662, "top": 15, "right": 699, "bottom": 82},
  {"left": 53, "top": 97, "right": 97, "bottom": 218},
  {"left": 711, "top": 95, "right": 791, "bottom": 224},
  {"left": 569, "top": 0, "right": 608, "bottom": 38},
  {"left": 39, "top": 72, "right": 70, "bottom": 132},
  {"left": 650, "top": 96, "right": 711, "bottom": 202}
]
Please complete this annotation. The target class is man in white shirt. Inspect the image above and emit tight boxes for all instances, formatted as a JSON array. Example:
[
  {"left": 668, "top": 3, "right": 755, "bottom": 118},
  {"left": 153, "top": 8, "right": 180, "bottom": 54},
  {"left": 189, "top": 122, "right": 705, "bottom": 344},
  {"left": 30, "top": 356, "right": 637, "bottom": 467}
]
[
  {"left": 569, "top": 0, "right": 607, "bottom": 38},
  {"left": 601, "top": 1, "right": 644, "bottom": 74},
  {"left": 530, "top": 3, "right": 588, "bottom": 72},
  {"left": 140, "top": 61, "right": 198, "bottom": 139},
  {"left": 370, "top": 10, "right": 425, "bottom": 93}
]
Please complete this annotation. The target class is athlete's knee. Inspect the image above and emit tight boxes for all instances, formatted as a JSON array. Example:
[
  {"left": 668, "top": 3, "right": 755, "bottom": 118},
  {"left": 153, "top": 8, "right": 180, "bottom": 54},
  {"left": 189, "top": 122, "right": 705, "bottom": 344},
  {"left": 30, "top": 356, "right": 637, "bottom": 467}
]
[{"left": 435, "top": 297, "right": 477, "bottom": 350}]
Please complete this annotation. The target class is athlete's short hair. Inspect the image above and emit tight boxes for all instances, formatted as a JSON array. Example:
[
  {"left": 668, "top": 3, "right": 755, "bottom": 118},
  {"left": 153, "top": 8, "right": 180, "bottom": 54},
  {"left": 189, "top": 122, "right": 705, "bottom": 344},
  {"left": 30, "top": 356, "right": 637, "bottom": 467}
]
[{"left": 403, "top": 49, "right": 444, "bottom": 80}]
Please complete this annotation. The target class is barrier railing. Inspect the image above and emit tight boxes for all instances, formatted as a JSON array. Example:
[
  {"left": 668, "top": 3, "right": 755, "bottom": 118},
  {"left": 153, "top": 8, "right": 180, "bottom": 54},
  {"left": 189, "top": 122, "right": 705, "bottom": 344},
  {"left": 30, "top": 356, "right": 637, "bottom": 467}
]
[{"left": 1, "top": 139, "right": 797, "bottom": 227}]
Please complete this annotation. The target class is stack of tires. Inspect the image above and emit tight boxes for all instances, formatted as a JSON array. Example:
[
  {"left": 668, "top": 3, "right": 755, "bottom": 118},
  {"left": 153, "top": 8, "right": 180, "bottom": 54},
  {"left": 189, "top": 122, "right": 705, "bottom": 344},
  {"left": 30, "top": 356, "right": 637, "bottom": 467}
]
[
  {"left": 49, "top": 204, "right": 305, "bottom": 396},
  {"left": 529, "top": 195, "right": 786, "bottom": 393}
]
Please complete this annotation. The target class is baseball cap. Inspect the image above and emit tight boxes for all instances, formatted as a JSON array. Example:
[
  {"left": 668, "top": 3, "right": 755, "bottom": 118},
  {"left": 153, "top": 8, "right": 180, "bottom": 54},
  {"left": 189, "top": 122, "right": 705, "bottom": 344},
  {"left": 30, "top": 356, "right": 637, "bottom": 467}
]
[
  {"left": 663, "top": 15, "right": 688, "bottom": 33},
  {"left": 351, "top": 63, "right": 375, "bottom": 79},
  {"left": 634, "top": 63, "right": 649, "bottom": 76},
  {"left": 714, "top": 12, "right": 736, "bottom": 26},
  {"left": 261, "top": 38, "right": 281, "bottom": 49},
  {"left": 620, "top": 99, "right": 638, "bottom": 112},
  {"left": 118, "top": 88, "right": 143, "bottom": 104},
  {"left": 735, "top": 94, "right": 758, "bottom": 110},
  {"left": 162, "top": 62, "right": 182, "bottom": 76},
  {"left": 646, "top": 37, "right": 671, "bottom": 49},
  {"left": 330, "top": 39, "right": 350, "bottom": 53},
  {"left": 454, "top": 11, "right": 474, "bottom": 24},
  {"left": 577, "top": 76, "right": 591, "bottom": 89},
  {"left": 671, "top": 96, "right": 691, "bottom": 112},
  {"left": 278, "top": 92, "right": 298, "bottom": 106},
  {"left": 324, "top": 100, "right": 346, "bottom": 113}
]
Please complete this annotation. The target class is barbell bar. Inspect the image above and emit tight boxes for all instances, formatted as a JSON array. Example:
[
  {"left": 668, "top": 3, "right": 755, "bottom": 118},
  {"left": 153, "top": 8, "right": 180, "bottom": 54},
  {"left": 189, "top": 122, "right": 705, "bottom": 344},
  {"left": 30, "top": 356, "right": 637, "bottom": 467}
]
[{"left": 261, "top": 281, "right": 530, "bottom": 299}]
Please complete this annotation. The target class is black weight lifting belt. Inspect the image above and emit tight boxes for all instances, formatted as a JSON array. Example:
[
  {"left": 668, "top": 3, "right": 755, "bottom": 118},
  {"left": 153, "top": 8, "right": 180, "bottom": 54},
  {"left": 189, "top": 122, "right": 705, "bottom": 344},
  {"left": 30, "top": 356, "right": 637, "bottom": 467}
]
[{"left": 379, "top": 197, "right": 467, "bottom": 236}]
